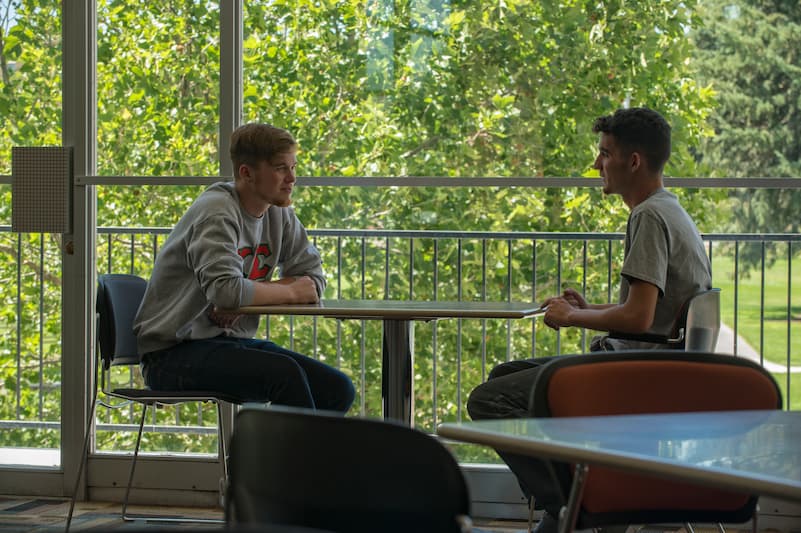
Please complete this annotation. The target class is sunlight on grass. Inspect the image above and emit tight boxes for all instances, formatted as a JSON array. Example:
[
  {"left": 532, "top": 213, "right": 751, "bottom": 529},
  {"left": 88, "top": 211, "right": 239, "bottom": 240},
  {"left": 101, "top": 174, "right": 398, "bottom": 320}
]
[{"left": 712, "top": 250, "right": 800, "bottom": 410}]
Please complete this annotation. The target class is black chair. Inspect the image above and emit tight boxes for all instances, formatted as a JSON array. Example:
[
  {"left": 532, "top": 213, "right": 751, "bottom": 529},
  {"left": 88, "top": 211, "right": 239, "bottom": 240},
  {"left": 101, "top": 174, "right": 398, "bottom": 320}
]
[
  {"left": 528, "top": 350, "right": 782, "bottom": 533},
  {"left": 608, "top": 288, "right": 721, "bottom": 351},
  {"left": 66, "top": 274, "right": 242, "bottom": 532},
  {"left": 225, "top": 405, "right": 472, "bottom": 533}
]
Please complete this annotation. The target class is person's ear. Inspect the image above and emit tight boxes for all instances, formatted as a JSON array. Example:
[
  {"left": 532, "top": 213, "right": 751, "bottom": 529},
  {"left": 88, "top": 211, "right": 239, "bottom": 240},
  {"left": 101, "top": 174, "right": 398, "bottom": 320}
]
[
  {"left": 629, "top": 151, "right": 641, "bottom": 172},
  {"left": 238, "top": 163, "right": 253, "bottom": 182}
]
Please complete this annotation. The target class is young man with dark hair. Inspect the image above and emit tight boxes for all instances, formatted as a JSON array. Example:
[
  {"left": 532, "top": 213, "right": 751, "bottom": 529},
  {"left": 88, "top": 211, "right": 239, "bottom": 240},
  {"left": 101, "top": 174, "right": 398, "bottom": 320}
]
[
  {"left": 133, "top": 123, "right": 355, "bottom": 412},
  {"left": 467, "top": 107, "right": 711, "bottom": 532}
]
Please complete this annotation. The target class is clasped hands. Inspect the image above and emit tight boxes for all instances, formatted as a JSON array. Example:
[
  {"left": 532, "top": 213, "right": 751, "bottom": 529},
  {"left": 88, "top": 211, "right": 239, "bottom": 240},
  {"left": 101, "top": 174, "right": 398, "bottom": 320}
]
[{"left": 542, "top": 288, "right": 586, "bottom": 330}]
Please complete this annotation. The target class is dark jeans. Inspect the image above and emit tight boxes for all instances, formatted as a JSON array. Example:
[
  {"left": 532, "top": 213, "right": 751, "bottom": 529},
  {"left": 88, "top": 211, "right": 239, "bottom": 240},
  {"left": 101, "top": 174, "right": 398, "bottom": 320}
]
[
  {"left": 466, "top": 337, "right": 615, "bottom": 515},
  {"left": 467, "top": 357, "right": 565, "bottom": 514},
  {"left": 142, "top": 336, "right": 355, "bottom": 412}
]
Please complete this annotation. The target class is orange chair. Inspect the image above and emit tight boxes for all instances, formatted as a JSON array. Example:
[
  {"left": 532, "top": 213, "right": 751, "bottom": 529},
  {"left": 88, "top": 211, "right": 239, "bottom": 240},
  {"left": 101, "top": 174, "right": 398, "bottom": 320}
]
[{"left": 528, "top": 350, "right": 782, "bottom": 532}]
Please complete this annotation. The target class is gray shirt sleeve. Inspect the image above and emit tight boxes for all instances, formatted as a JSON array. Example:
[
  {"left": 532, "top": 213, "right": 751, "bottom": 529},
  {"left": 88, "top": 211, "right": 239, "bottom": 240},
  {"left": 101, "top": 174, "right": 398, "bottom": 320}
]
[
  {"left": 276, "top": 211, "right": 326, "bottom": 298},
  {"left": 620, "top": 210, "right": 668, "bottom": 295}
]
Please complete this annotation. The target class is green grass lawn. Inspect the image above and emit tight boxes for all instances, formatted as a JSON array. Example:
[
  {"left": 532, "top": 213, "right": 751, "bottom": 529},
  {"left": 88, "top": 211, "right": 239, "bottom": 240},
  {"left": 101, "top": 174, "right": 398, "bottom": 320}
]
[{"left": 712, "top": 253, "right": 800, "bottom": 410}]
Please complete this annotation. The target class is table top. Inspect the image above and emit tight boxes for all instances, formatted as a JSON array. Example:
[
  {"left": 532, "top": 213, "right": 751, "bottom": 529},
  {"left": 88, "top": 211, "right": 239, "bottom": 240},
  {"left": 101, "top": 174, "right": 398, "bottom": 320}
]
[
  {"left": 437, "top": 410, "right": 801, "bottom": 503},
  {"left": 231, "top": 299, "right": 546, "bottom": 320}
]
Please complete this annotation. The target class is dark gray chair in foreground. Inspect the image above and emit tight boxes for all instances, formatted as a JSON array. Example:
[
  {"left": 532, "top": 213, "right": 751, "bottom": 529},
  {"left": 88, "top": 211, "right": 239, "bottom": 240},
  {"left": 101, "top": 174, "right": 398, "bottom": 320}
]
[
  {"left": 66, "top": 274, "right": 243, "bottom": 532},
  {"left": 225, "top": 405, "right": 472, "bottom": 533}
]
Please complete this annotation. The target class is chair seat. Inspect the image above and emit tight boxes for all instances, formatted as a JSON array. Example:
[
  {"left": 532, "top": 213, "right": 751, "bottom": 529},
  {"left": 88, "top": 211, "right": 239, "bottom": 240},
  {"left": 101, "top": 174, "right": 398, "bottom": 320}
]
[{"left": 109, "top": 388, "right": 243, "bottom": 405}]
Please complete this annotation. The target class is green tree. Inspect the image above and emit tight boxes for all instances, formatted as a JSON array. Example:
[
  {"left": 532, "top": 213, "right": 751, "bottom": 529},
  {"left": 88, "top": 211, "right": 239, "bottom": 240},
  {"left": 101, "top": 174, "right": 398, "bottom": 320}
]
[
  {"left": 692, "top": 0, "right": 801, "bottom": 267},
  {"left": 0, "top": 0, "right": 719, "bottom": 453}
]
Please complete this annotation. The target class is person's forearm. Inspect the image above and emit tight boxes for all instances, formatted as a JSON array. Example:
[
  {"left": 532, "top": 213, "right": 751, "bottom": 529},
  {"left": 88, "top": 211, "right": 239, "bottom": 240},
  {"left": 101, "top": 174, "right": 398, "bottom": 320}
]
[
  {"left": 250, "top": 280, "right": 308, "bottom": 305},
  {"left": 586, "top": 302, "right": 617, "bottom": 311},
  {"left": 566, "top": 305, "right": 653, "bottom": 333}
]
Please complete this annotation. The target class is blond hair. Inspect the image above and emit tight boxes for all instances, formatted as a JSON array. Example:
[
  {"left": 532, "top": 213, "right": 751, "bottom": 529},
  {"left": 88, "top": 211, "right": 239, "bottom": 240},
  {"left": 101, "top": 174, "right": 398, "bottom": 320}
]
[{"left": 230, "top": 123, "right": 297, "bottom": 172}]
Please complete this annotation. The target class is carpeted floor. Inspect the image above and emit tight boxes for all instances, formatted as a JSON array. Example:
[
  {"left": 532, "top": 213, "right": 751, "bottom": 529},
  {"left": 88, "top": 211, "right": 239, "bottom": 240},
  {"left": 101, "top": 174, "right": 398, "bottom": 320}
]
[
  {"left": 0, "top": 496, "right": 532, "bottom": 533},
  {"left": 0, "top": 497, "right": 225, "bottom": 532}
]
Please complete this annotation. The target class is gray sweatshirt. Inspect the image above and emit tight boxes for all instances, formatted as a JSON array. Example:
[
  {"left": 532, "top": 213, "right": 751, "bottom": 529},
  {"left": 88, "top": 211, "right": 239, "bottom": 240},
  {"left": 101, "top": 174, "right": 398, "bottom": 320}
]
[{"left": 133, "top": 181, "right": 325, "bottom": 354}]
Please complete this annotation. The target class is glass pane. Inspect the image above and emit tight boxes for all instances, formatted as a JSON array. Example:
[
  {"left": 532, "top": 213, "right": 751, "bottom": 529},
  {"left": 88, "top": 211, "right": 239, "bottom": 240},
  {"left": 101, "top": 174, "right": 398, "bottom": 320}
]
[
  {"left": 242, "top": 0, "right": 706, "bottom": 179},
  {"left": 95, "top": 0, "right": 220, "bottom": 455},
  {"left": 0, "top": 0, "right": 62, "bottom": 468},
  {"left": 96, "top": 1, "right": 219, "bottom": 178},
  {"left": 239, "top": 0, "right": 713, "bottom": 466}
]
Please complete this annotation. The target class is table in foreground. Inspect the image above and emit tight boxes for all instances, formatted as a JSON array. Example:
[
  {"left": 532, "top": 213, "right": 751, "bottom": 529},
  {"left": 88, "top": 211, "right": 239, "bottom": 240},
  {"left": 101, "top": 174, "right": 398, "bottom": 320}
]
[
  {"left": 234, "top": 299, "right": 545, "bottom": 424},
  {"left": 438, "top": 409, "right": 801, "bottom": 504}
]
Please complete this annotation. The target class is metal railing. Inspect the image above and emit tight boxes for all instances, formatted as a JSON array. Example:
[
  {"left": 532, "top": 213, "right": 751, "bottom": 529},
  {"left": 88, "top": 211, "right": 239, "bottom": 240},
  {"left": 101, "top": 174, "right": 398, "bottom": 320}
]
[{"left": 1, "top": 225, "right": 799, "bottom": 453}]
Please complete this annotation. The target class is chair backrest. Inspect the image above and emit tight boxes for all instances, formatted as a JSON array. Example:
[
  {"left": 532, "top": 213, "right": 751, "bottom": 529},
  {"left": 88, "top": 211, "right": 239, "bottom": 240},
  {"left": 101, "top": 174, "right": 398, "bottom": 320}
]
[
  {"left": 683, "top": 288, "right": 721, "bottom": 351},
  {"left": 608, "top": 288, "right": 721, "bottom": 351},
  {"left": 225, "top": 406, "right": 471, "bottom": 533},
  {"left": 529, "top": 350, "right": 782, "bottom": 528},
  {"left": 96, "top": 274, "right": 148, "bottom": 369}
]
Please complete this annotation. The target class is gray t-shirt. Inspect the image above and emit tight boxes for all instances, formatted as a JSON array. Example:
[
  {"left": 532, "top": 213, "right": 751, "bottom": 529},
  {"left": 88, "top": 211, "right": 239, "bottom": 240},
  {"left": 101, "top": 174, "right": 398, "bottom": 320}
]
[
  {"left": 605, "top": 188, "right": 711, "bottom": 350},
  {"left": 133, "top": 181, "right": 326, "bottom": 355}
]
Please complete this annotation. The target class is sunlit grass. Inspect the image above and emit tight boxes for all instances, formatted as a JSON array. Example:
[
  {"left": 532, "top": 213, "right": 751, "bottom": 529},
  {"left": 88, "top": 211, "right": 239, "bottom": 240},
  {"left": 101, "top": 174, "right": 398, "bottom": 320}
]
[{"left": 712, "top": 252, "right": 800, "bottom": 410}]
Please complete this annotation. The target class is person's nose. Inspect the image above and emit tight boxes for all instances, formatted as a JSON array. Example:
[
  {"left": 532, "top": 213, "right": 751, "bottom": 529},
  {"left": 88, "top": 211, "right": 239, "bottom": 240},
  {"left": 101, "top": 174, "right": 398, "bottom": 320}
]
[{"left": 593, "top": 155, "right": 602, "bottom": 170}]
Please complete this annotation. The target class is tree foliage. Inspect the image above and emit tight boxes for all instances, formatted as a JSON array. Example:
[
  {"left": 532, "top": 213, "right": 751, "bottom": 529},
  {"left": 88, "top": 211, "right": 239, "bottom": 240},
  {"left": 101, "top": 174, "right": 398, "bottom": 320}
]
[
  {"left": 692, "top": 0, "right": 801, "bottom": 268},
  {"left": 1, "top": 0, "right": 720, "bottom": 456}
]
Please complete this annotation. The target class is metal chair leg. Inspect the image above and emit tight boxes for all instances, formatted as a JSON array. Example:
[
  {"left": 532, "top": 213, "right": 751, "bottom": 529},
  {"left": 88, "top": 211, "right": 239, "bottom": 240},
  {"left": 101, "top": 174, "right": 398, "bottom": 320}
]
[
  {"left": 558, "top": 463, "right": 589, "bottom": 533},
  {"left": 527, "top": 495, "right": 536, "bottom": 533},
  {"left": 217, "top": 401, "right": 229, "bottom": 508},
  {"left": 121, "top": 402, "right": 148, "bottom": 520},
  {"left": 121, "top": 400, "right": 225, "bottom": 525}
]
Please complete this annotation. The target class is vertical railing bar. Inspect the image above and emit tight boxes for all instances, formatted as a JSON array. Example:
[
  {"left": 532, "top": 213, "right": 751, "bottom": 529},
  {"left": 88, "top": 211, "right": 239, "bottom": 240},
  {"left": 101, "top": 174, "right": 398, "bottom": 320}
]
[
  {"left": 532, "top": 239, "right": 537, "bottom": 358},
  {"left": 708, "top": 240, "right": 713, "bottom": 273},
  {"left": 288, "top": 313, "right": 295, "bottom": 352},
  {"left": 106, "top": 233, "right": 112, "bottom": 273},
  {"left": 581, "top": 240, "right": 588, "bottom": 353},
  {"left": 505, "top": 239, "right": 512, "bottom": 363},
  {"left": 128, "top": 234, "right": 135, "bottom": 275},
  {"left": 480, "top": 240, "right": 487, "bottom": 380},
  {"left": 129, "top": 234, "right": 136, "bottom": 406},
  {"left": 311, "top": 236, "right": 319, "bottom": 362},
  {"left": 408, "top": 238, "right": 414, "bottom": 300},
  {"left": 456, "top": 239, "right": 463, "bottom": 421},
  {"left": 360, "top": 237, "right": 366, "bottom": 415},
  {"left": 384, "top": 237, "right": 390, "bottom": 299},
  {"left": 760, "top": 242, "right": 766, "bottom": 366},
  {"left": 556, "top": 240, "right": 562, "bottom": 354},
  {"left": 457, "top": 239, "right": 463, "bottom": 300},
  {"left": 38, "top": 235, "right": 45, "bottom": 418},
  {"left": 707, "top": 240, "right": 714, "bottom": 354},
  {"left": 734, "top": 241, "right": 739, "bottom": 355},
  {"left": 786, "top": 241, "right": 792, "bottom": 408},
  {"left": 606, "top": 240, "right": 613, "bottom": 304},
  {"left": 336, "top": 237, "right": 343, "bottom": 369},
  {"left": 128, "top": 235, "right": 137, "bottom": 423},
  {"left": 506, "top": 240, "right": 513, "bottom": 302},
  {"left": 432, "top": 239, "right": 439, "bottom": 428},
  {"left": 337, "top": 235, "right": 344, "bottom": 295}
]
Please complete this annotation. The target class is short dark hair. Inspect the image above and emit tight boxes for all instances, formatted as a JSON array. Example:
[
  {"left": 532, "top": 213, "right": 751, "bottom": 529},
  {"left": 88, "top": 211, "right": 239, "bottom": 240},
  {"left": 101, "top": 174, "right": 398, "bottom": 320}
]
[
  {"left": 230, "top": 123, "right": 297, "bottom": 171},
  {"left": 592, "top": 107, "right": 671, "bottom": 172}
]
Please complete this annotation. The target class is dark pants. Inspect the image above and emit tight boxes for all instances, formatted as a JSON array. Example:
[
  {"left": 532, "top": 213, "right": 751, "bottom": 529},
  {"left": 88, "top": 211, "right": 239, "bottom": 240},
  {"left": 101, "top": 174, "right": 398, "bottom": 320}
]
[
  {"left": 142, "top": 336, "right": 355, "bottom": 412},
  {"left": 466, "top": 337, "right": 616, "bottom": 515},
  {"left": 467, "top": 357, "right": 565, "bottom": 514}
]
